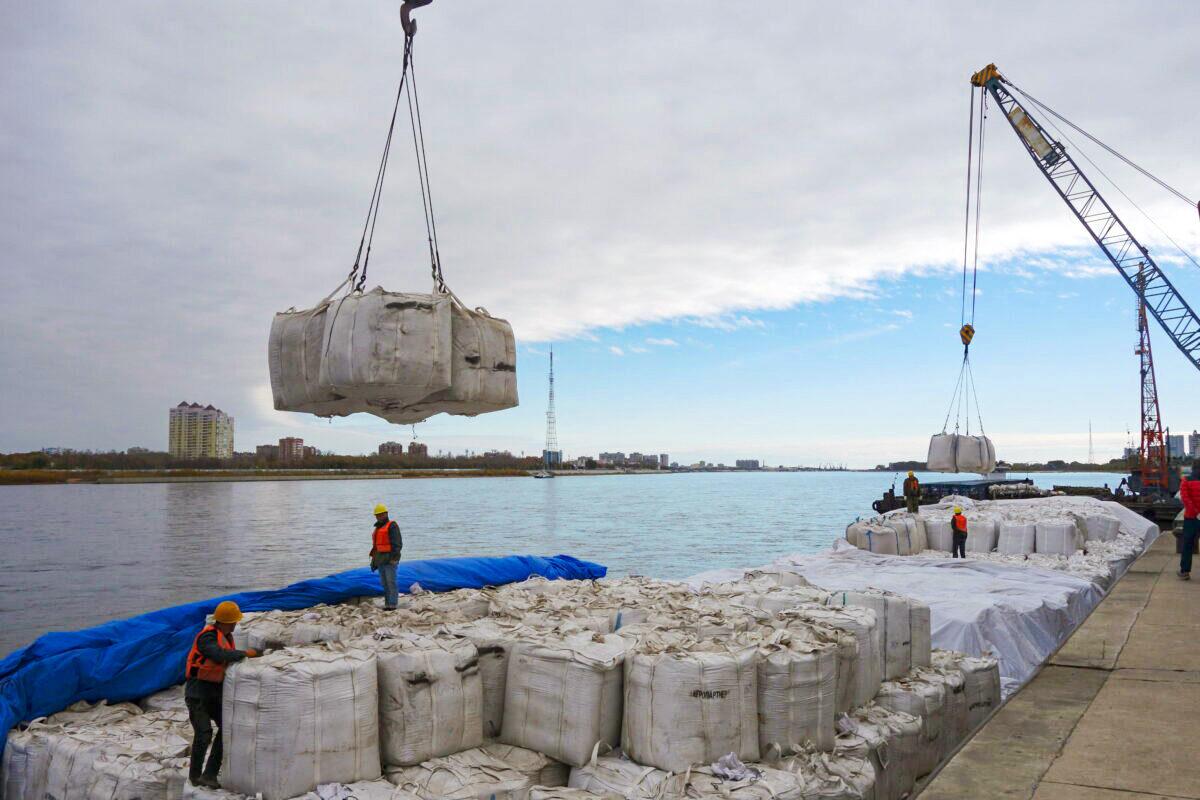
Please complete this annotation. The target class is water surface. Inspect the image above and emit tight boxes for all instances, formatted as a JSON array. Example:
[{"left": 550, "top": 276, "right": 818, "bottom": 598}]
[{"left": 0, "top": 470, "right": 1121, "bottom": 655}]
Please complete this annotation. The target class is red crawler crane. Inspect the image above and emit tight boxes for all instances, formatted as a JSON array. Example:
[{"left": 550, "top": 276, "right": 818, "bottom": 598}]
[{"left": 1137, "top": 266, "right": 1170, "bottom": 492}]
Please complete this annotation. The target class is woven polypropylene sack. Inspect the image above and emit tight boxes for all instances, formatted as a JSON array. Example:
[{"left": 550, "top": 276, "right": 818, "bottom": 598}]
[
  {"left": 909, "top": 600, "right": 932, "bottom": 669},
  {"left": 445, "top": 620, "right": 531, "bottom": 739},
  {"left": 846, "top": 522, "right": 899, "bottom": 555},
  {"left": 319, "top": 288, "right": 453, "bottom": 410},
  {"left": 773, "top": 747, "right": 875, "bottom": 800},
  {"left": 925, "top": 519, "right": 954, "bottom": 553},
  {"left": 837, "top": 704, "right": 923, "bottom": 800},
  {"left": 827, "top": 590, "right": 912, "bottom": 680},
  {"left": 926, "top": 434, "right": 958, "bottom": 472},
  {"left": 756, "top": 634, "right": 839, "bottom": 753},
  {"left": 481, "top": 743, "right": 570, "bottom": 789},
  {"left": 1036, "top": 519, "right": 1078, "bottom": 556},
  {"left": 932, "top": 650, "right": 1001, "bottom": 730},
  {"left": 499, "top": 634, "right": 626, "bottom": 768},
  {"left": 914, "top": 666, "right": 967, "bottom": 759},
  {"left": 875, "top": 677, "right": 946, "bottom": 778},
  {"left": 622, "top": 637, "right": 759, "bottom": 773},
  {"left": 404, "top": 302, "right": 518, "bottom": 419},
  {"left": 368, "top": 633, "right": 483, "bottom": 767},
  {"left": 1085, "top": 514, "right": 1120, "bottom": 543},
  {"left": 965, "top": 516, "right": 998, "bottom": 553},
  {"left": 998, "top": 522, "right": 1036, "bottom": 555},
  {"left": 781, "top": 604, "right": 882, "bottom": 709},
  {"left": 529, "top": 788, "right": 621, "bottom": 800},
  {"left": 222, "top": 646, "right": 380, "bottom": 800},
  {"left": 2, "top": 728, "right": 52, "bottom": 800},
  {"left": 387, "top": 747, "right": 533, "bottom": 800},
  {"left": 955, "top": 435, "right": 996, "bottom": 474},
  {"left": 566, "top": 755, "right": 673, "bottom": 799},
  {"left": 268, "top": 302, "right": 362, "bottom": 417}
]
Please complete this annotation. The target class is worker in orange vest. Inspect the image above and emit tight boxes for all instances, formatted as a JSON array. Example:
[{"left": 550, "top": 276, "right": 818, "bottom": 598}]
[
  {"left": 185, "top": 600, "right": 259, "bottom": 788},
  {"left": 371, "top": 503, "right": 404, "bottom": 610},
  {"left": 903, "top": 471, "right": 921, "bottom": 513},
  {"left": 1180, "top": 463, "right": 1200, "bottom": 580},
  {"left": 951, "top": 506, "right": 968, "bottom": 559}
]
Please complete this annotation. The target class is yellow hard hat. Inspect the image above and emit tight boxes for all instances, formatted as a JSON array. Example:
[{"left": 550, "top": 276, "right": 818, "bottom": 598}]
[
  {"left": 953, "top": 506, "right": 963, "bottom": 514},
  {"left": 213, "top": 601, "right": 243, "bottom": 624},
  {"left": 374, "top": 503, "right": 388, "bottom": 515},
  {"left": 907, "top": 471, "right": 915, "bottom": 477}
]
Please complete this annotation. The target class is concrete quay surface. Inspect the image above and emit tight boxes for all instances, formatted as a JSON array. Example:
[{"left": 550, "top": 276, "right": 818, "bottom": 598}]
[{"left": 921, "top": 532, "right": 1193, "bottom": 799}]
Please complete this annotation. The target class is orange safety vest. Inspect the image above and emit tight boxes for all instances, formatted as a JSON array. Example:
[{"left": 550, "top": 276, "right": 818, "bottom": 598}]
[
  {"left": 952, "top": 514, "right": 968, "bottom": 534},
  {"left": 373, "top": 521, "right": 393, "bottom": 553},
  {"left": 903, "top": 477, "right": 919, "bottom": 496},
  {"left": 185, "top": 625, "right": 235, "bottom": 683}
]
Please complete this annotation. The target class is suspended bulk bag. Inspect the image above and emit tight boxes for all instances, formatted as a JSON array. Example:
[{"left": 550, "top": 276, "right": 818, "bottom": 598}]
[
  {"left": 268, "top": 302, "right": 362, "bottom": 416},
  {"left": 404, "top": 302, "right": 518, "bottom": 419},
  {"left": 319, "top": 288, "right": 453, "bottom": 411},
  {"left": 998, "top": 522, "right": 1036, "bottom": 555},
  {"left": 926, "top": 434, "right": 958, "bottom": 472},
  {"left": 954, "top": 435, "right": 996, "bottom": 474}
]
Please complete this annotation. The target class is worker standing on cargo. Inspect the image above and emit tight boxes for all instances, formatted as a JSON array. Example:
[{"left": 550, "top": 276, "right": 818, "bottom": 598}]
[
  {"left": 951, "top": 506, "right": 968, "bottom": 558},
  {"left": 185, "top": 600, "right": 259, "bottom": 789},
  {"left": 1179, "top": 465, "right": 1200, "bottom": 580},
  {"left": 371, "top": 503, "right": 403, "bottom": 609},
  {"left": 903, "top": 471, "right": 921, "bottom": 513}
]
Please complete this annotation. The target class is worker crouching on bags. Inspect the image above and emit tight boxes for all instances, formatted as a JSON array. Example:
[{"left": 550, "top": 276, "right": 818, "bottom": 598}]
[
  {"left": 185, "top": 600, "right": 260, "bottom": 788},
  {"left": 371, "top": 502, "right": 404, "bottom": 609},
  {"left": 903, "top": 471, "right": 921, "bottom": 514},
  {"left": 951, "top": 507, "right": 968, "bottom": 559}
]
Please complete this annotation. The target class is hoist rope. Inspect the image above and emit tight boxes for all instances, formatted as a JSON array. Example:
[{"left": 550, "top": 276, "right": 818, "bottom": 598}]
[
  {"left": 1012, "top": 85, "right": 1200, "bottom": 274},
  {"left": 970, "top": 90, "right": 987, "bottom": 324},
  {"left": 960, "top": 86, "right": 976, "bottom": 329},
  {"left": 405, "top": 45, "right": 447, "bottom": 293},
  {"left": 1007, "top": 81, "right": 1196, "bottom": 209}
]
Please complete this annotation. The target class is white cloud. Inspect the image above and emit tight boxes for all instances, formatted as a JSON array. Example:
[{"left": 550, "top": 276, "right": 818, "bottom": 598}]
[
  {"left": 608, "top": 345, "right": 625, "bottom": 356},
  {"left": 891, "top": 310, "right": 913, "bottom": 319},
  {"left": 628, "top": 345, "right": 648, "bottom": 354},
  {"left": 646, "top": 337, "right": 679, "bottom": 347}
]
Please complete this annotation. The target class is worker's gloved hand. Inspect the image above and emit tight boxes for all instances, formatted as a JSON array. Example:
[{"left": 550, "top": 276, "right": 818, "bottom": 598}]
[
  {"left": 244, "top": 648, "right": 261, "bottom": 658},
  {"left": 370, "top": 564, "right": 378, "bottom": 572}
]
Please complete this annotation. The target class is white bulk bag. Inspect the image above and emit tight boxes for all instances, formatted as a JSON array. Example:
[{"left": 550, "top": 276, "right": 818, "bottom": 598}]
[
  {"left": 914, "top": 666, "right": 968, "bottom": 758},
  {"left": 401, "top": 302, "right": 518, "bottom": 419},
  {"left": 965, "top": 516, "right": 998, "bottom": 553},
  {"left": 1036, "top": 519, "right": 1078, "bottom": 556},
  {"left": 446, "top": 620, "right": 535, "bottom": 740},
  {"left": 368, "top": 633, "right": 483, "bottom": 767},
  {"left": 319, "top": 288, "right": 453, "bottom": 410},
  {"left": 997, "top": 522, "right": 1036, "bottom": 555},
  {"left": 731, "top": 585, "right": 832, "bottom": 616},
  {"left": 268, "top": 302, "right": 362, "bottom": 417},
  {"left": 845, "top": 522, "right": 898, "bottom": 555},
  {"left": 875, "top": 677, "right": 946, "bottom": 778},
  {"left": 925, "top": 519, "right": 954, "bottom": 553},
  {"left": 670, "top": 765, "right": 805, "bottom": 799},
  {"left": 223, "top": 646, "right": 380, "bottom": 800},
  {"left": 954, "top": 435, "right": 996, "bottom": 474},
  {"left": 480, "top": 743, "right": 570, "bottom": 789},
  {"left": 85, "top": 752, "right": 187, "bottom": 800},
  {"left": 566, "top": 754, "right": 674, "bottom": 799},
  {"left": 529, "top": 789, "right": 621, "bottom": 800},
  {"left": 756, "top": 631, "right": 839, "bottom": 753},
  {"left": 500, "top": 633, "right": 626, "bottom": 768},
  {"left": 926, "top": 433, "right": 958, "bottom": 472},
  {"left": 387, "top": 747, "right": 534, "bottom": 800},
  {"left": 622, "top": 634, "right": 759, "bottom": 773},
  {"left": 836, "top": 704, "right": 923, "bottom": 800},
  {"left": 884, "top": 514, "right": 927, "bottom": 555},
  {"left": 932, "top": 651, "right": 1001, "bottom": 730},
  {"left": 232, "top": 610, "right": 348, "bottom": 652},
  {"left": 773, "top": 746, "right": 876, "bottom": 800},
  {"left": 136, "top": 686, "right": 187, "bottom": 714},
  {"left": 781, "top": 605, "right": 882, "bottom": 709},
  {"left": 910, "top": 600, "right": 932, "bottom": 669},
  {"left": 2, "top": 726, "right": 53, "bottom": 800},
  {"left": 1085, "top": 514, "right": 1120, "bottom": 543},
  {"left": 826, "top": 590, "right": 912, "bottom": 680}
]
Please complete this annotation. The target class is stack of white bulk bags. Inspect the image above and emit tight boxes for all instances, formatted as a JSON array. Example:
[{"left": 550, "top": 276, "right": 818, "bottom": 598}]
[
  {"left": 835, "top": 704, "right": 923, "bottom": 800},
  {"left": 926, "top": 519, "right": 954, "bottom": 553},
  {"left": 367, "top": 633, "right": 483, "bottom": 767},
  {"left": 926, "top": 433, "right": 996, "bottom": 473},
  {"left": 481, "top": 743, "right": 571, "bottom": 788},
  {"left": 965, "top": 515, "right": 998, "bottom": 553},
  {"left": 741, "top": 566, "right": 812, "bottom": 588},
  {"left": 932, "top": 650, "right": 1001, "bottom": 730},
  {"left": 997, "top": 522, "right": 1036, "bottom": 555},
  {"left": 773, "top": 745, "right": 876, "bottom": 800},
  {"left": 913, "top": 665, "right": 968, "bottom": 758},
  {"left": 884, "top": 514, "right": 928, "bottom": 555},
  {"left": 567, "top": 754, "right": 674, "bottom": 799},
  {"left": 622, "top": 632, "right": 759, "bottom": 772},
  {"left": 844, "top": 522, "right": 899, "bottom": 554},
  {"left": 754, "top": 630, "right": 839, "bottom": 753},
  {"left": 85, "top": 752, "right": 189, "bottom": 800},
  {"left": 780, "top": 605, "right": 882, "bottom": 709},
  {"left": 875, "top": 676, "right": 947, "bottom": 778},
  {"left": 270, "top": 287, "right": 517, "bottom": 425},
  {"left": 1085, "top": 514, "right": 1121, "bottom": 543},
  {"left": 446, "top": 619, "right": 534, "bottom": 740},
  {"left": 232, "top": 609, "right": 350, "bottom": 651},
  {"left": 529, "top": 788, "right": 621, "bottom": 800},
  {"left": 730, "top": 585, "right": 831, "bottom": 616},
  {"left": 1036, "top": 519, "right": 1079, "bottom": 556},
  {"left": 223, "top": 646, "right": 380, "bottom": 800},
  {"left": 388, "top": 746, "right": 538, "bottom": 800},
  {"left": 2, "top": 726, "right": 53, "bottom": 800},
  {"left": 826, "top": 590, "right": 930, "bottom": 680},
  {"left": 910, "top": 600, "right": 932, "bottom": 669},
  {"left": 500, "top": 633, "right": 627, "bottom": 767}
]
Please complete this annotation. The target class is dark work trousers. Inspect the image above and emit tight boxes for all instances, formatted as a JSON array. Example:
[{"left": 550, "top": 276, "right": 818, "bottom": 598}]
[
  {"left": 952, "top": 532, "right": 967, "bottom": 559},
  {"left": 1182, "top": 518, "right": 1200, "bottom": 575},
  {"left": 187, "top": 694, "right": 224, "bottom": 781},
  {"left": 905, "top": 496, "right": 919, "bottom": 513}
]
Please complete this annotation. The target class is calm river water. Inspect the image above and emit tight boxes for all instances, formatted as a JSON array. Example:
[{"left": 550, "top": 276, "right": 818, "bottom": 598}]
[{"left": 0, "top": 470, "right": 1122, "bottom": 655}]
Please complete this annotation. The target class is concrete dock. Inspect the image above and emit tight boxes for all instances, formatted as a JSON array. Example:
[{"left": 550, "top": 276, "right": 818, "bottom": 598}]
[{"left": 921, "top": 532, "right": 1193, "bottom": 799}]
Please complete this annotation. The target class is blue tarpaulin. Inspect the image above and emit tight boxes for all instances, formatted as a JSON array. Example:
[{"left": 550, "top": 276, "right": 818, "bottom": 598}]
[{"left": 0, "top": 553, "right": 605, "bottom": 758}]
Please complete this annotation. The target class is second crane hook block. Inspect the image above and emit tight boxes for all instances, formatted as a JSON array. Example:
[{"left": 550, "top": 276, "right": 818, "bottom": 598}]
[
  {"left": 960, "top": 324, "right": 976, "bottom": 347},
  {"left": 401, "top": 0, "right": 433, "bottom": 37}
]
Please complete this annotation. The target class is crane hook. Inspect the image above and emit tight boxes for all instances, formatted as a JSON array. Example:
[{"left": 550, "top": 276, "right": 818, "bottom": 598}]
[{"left": 401, "top": 0, "right": 432, "bottom": 37}]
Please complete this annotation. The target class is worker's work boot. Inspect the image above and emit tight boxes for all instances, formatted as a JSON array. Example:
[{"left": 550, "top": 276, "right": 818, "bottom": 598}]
[
  {"left": 1180, "top": 571, "right": 1191, "bottom": 581},
  {"left": 197, "top": 775, "right": 221, "bottom": 790}
]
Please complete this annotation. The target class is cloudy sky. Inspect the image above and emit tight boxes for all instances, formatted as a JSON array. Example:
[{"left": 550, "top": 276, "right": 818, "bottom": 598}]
[{"left": 2, "top": 1, "right": 1198, "bottom": 467}]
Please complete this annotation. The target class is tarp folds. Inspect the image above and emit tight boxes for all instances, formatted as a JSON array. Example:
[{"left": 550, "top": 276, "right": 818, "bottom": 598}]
[{"left": 926, "top": 433, "right": 996, "bottom": 474}]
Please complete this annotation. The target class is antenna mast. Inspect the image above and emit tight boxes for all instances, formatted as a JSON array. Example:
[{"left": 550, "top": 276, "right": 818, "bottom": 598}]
[{"left": 543, "top": 347, "right": 559, "bottom": 470}]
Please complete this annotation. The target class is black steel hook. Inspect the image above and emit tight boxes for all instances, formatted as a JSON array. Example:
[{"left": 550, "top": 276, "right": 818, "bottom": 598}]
[{"left": 401, "top": 0, "right": 432, "bottom": 37}]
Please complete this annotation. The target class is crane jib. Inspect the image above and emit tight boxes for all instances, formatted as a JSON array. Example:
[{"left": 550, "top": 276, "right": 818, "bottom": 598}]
[{"left": 980, "top": 77, "right": 1200, "bottom": 374}]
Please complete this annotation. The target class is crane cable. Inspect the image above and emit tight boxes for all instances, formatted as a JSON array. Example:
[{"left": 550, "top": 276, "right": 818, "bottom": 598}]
[{"left": 346, "top": 5, "right": 446, "bottom": 296}]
